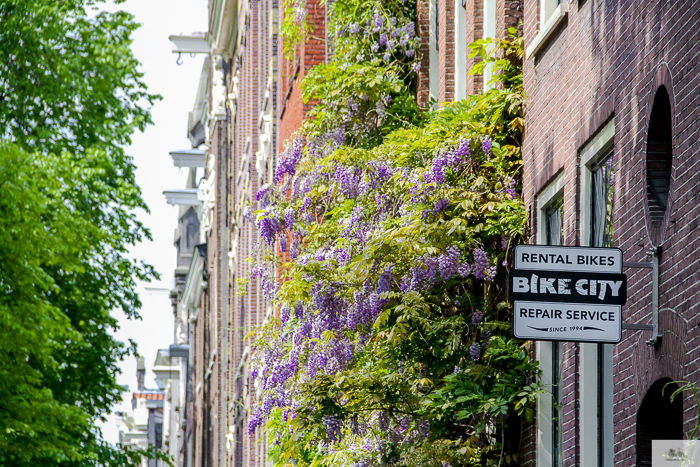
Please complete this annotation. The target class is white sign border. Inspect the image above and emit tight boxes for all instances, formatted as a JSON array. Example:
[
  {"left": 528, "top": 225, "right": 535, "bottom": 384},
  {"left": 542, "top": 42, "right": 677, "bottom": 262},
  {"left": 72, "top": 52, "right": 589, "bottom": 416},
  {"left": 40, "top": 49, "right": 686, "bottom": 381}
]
[
  {"left": 513, "top": 244, "right": 623, "bottom": 274},
  {"left": 513, "top": 300, "right": 622, "bottom": 344}
]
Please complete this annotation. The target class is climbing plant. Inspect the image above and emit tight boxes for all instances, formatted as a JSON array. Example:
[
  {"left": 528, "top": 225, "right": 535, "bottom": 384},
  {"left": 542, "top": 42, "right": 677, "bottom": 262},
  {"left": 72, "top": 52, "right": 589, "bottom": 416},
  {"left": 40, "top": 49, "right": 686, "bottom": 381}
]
[{"left": 249, "top": 0, "right": 540, "bottom": 463}]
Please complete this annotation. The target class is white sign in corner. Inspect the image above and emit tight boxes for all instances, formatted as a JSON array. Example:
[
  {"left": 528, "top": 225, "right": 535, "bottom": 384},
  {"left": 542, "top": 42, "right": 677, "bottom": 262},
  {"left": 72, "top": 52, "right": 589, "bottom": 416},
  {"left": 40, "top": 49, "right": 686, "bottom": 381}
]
[
  {"left": 513, "top": 245, "right": 623, "bottom": 274},
  {"left": 513, "top": 301, "right": 622, "bottom": 343}
]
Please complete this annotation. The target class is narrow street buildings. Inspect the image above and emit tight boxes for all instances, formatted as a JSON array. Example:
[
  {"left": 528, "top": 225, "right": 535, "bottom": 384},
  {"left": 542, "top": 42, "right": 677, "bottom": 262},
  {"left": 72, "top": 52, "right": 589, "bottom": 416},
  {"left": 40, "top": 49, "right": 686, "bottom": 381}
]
[{"left": 160, "top": 1, "right": 700, "bottom": 466}]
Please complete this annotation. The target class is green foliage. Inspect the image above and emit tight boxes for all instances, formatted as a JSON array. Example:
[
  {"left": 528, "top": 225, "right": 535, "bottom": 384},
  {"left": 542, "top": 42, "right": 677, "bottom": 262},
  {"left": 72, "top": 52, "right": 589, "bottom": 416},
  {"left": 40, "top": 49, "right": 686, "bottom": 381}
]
[
  {"left": 0, "top": 144, "right": 158, "bottom": 465},
  {"left": 0, "top": 0, "right": 160, "bottom": 159},
  {"left": 665, "top": 381, "right": 700, "bottom": 439},
  {"left": 280, "top": 0, "right": 315, "bottom": 59},
  {"left": 0, "top": 0, "right": 162, "bottom": 465},
  {"left": 303, "top": 63, "right": 424, "bottom": 148},
  {"left": 282, "top": 0, "right": 422, "bottom": 149},
  {"left": 252, "top": 30, "right": 542, "bottom": 467}
]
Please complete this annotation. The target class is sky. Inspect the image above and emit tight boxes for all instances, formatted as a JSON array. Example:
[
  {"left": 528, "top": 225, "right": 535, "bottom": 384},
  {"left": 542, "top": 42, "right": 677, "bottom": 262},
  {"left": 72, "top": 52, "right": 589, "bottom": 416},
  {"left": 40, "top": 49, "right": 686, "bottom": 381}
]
[{"left": 98, "top": 0, "right": 208, "bottom": 444}]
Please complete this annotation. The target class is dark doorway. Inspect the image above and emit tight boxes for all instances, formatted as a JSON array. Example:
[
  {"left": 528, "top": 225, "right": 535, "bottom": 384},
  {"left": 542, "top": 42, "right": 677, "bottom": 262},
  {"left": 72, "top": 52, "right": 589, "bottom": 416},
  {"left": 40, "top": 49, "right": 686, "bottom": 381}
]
[{"left": 636, "top": 378, "right": 683, "bottom": 467}]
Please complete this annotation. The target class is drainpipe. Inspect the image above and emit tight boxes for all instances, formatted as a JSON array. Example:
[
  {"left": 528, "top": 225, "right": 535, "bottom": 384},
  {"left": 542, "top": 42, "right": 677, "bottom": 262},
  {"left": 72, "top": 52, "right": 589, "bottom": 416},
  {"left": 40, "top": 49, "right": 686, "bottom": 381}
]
[{"left": 646, "top": 247, "right": 661, "bottom": 347}]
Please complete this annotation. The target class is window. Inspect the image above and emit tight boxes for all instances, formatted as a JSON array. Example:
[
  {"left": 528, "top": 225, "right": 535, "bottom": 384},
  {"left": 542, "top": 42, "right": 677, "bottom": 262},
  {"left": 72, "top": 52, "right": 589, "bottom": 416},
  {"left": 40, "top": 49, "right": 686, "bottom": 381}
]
[
  {"left": 453, "top": 0, "right": 467, "bottom": 100},
  {"left": 542, "top": 0, "right": 561, "bottom": 25},
  {"left": 646, "top": 86, "right": 673, "bottom": 242},
  {"left": 591, "top": 149, "right": 614, "bottom": 467},
  {"left": 579, "top": 119, "right": 615, "bottom": 467},
  {"left": 536, "top": 173, "right": 565, "bottom": 467},
  {"left": 546, "top": 198, "right": 564, "bottom": 246},
  {"left": 482, "top": 0, "right": 496, "bottom": 89},
  {"left": 428, "top": 0, "right": 439, "bottom": 105},
  {"left": 590, "top": 150, "right": 615, "bottom": 248},
  {"left": 525, "top": 0, "right": 569, "bottom": 58}
]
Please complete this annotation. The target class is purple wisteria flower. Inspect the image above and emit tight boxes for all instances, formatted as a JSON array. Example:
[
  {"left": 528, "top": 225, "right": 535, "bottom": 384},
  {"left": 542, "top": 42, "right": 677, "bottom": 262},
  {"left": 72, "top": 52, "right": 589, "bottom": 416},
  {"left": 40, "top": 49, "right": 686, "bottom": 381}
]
[
  {"left": 257, "top": 209, "right": 282, "bottom": 245},
  {"left": 252, "top": 264, "right": 277, "bottom": 298},
  {"left": 470, "top": 342, "right": 481, "bottom": 361},
  {"left": 505, "top": 177, "right": 516, "bottom": 199},
  {"left": 280, "top": 305, "right": 290, "bottom": 324},
  {"left": 257, "top": 184, "right": 274, "bottom": 207},
  {"left": 280, "top": 235, "right": 288, "bottom": 252},
  {"left": 276, "top": 138, "right": 304, "bottom": 183},
  {"left": 243, "top": 205, "right": 255, "bottom": 224},
  {"left": 482, "top": 136, "right": 493, "bottom": 156},
  {"left": 472, "top": 247, "right": 489, "bottom": 280},
  {"left": 323, "top": 415, "right": 343, "bottom": 443},
  {"left": 295, "top": 6, "right": 306, "bottom": 23},
  {"left": 284, "top": 206, "right": 295, "bottom": 229},
  {"left": 333, "top": 247, "right": 350, "bottom": 265},
  {"left": 406, "top": 22, "right": 415, "bottom": 38},
  {"left": 373, "top": 12, "right": 383, "bottom": 31}
]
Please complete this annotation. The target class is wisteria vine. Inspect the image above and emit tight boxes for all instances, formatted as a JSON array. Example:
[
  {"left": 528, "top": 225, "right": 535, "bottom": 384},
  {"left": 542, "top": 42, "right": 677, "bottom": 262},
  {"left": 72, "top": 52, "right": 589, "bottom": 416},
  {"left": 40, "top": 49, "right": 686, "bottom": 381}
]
[{"left": 248, "top": 6, "right": 539, "bottom": 466}]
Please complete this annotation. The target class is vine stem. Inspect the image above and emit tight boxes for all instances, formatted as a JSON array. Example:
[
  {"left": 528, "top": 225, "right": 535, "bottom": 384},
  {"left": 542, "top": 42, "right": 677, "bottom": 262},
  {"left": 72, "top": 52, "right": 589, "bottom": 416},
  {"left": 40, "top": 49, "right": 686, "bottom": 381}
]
[{"left": 498, "top": 425, "right": 505, "bottom": 467}]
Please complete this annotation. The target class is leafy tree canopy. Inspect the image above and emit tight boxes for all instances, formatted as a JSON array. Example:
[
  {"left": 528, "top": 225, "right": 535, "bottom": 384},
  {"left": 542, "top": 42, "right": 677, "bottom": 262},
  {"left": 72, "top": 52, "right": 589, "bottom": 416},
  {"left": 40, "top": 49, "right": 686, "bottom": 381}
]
[
  {"left": 0, "top": 0, "right": 162, "bottom": 465},
  {"left": 0, "top": 0, "right": 159, "bottom": 159}
]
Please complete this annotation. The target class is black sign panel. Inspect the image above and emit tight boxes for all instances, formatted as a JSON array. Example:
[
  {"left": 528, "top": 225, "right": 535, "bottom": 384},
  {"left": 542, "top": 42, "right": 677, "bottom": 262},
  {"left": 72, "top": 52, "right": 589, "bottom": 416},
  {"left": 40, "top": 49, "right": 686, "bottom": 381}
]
[{"left": 508, "top": 269, "right": 627, "bottom": 306}]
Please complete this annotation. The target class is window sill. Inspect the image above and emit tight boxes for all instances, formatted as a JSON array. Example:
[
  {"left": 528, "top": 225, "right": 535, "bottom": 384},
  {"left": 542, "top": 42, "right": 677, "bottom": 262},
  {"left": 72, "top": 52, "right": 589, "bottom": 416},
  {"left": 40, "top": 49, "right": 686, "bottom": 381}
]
[{"left": 525, "top": 2, "right": 569, "bottom": 59}]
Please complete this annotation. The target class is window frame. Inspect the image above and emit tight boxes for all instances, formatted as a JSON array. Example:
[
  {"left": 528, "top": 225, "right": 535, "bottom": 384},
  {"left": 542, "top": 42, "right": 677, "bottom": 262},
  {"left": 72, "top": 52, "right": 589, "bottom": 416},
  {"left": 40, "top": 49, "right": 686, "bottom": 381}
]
[
  {"left": 482, "top": 0, "right": 497, "bottom": 90},
  {"left": 579, "top": 118, "right": 615, "bottom": 467},
  {"left": 525, "top": 0, "right": 569, "bottom": 59},
  {"left": 535, "top": 172, "right": 565, "bottom": 467},
  {"left": 453, "top": 0, "right": 467, "bottom": 100},
  {"left": 428, "top": 0, "right": 439, "bottom": 106}
]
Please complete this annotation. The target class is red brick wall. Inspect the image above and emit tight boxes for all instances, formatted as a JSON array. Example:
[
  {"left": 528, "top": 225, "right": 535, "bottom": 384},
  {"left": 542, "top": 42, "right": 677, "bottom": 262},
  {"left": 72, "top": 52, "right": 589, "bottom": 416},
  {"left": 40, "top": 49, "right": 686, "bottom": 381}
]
[
  {"left": 496, "top": 0, "right": 522, "bottom": 38},
  {"left": 438, "top": 0, "right": 455, "bottom": 104},
  {"left": 278, "top": 0, "right": 327, "bottom": 151},
  {"left": 416, "top": 0, "right": 432, "bottom": 108},
  {"left": 522, "top": 1, "right": 700, "bottom": 466},
  {"left": 465, "top": 0, "right": 483, "bottom": 95}
]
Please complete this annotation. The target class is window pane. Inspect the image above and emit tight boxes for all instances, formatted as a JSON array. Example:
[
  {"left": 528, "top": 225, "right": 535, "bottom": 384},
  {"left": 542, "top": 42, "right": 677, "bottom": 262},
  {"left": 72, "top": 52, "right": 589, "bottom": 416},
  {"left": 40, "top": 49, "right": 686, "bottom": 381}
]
[
  {"left": 546, "top": 197, "right": 563, "bottom": 467},
  {"left": 552, "top": 341, "right": 562, "bottom": 467},
  {"left": 591, "top": 151, "right": 615, "bottom": 248},
  {"left": 590, "top": 148, "right": 615, "bottom": 467},
  {"left": 546, "top": 198, "right": 564, "bottom": 246}
]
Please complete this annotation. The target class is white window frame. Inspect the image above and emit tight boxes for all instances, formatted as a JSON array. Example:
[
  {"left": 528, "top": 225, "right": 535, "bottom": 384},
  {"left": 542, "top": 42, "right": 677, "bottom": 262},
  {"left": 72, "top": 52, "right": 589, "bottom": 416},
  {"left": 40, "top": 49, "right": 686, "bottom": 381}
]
[
  {"left": 535, "top": 172, "right": 565, "bottom": 467},
  {"left": 525, "top": 0, "right": 569, "bottom": 59},
  {"left": 579, "top": 118, "right": 615, "bottom": 467},
  {"left": 482, "top": 0, "right": 497, "bottom": 90},
  {"left": 454, "top": 0, "right": 467, "bottom": 100},
  {"left": 429, "top": 0, "right": 439, "bottom": 106}
]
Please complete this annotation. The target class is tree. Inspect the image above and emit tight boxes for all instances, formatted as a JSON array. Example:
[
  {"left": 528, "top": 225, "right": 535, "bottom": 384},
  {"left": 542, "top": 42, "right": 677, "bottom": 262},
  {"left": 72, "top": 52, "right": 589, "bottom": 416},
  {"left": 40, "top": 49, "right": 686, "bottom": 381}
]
[{"left": 0, "top": 0, "right": 163, "bottom": 465}]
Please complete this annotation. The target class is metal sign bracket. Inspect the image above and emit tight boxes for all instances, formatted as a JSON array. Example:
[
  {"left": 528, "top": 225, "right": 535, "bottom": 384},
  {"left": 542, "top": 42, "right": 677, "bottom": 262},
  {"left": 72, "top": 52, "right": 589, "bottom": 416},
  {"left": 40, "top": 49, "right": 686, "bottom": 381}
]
[{"left": 621, "top": 248, "right": 661, "bottom": 347}]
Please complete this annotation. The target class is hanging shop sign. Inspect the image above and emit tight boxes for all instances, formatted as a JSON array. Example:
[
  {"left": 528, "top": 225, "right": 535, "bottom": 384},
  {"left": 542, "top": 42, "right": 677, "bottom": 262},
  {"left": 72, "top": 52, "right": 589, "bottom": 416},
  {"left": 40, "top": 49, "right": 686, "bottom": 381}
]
[{"left": 509, "top": 245, "right": 626, "bottom": 343}]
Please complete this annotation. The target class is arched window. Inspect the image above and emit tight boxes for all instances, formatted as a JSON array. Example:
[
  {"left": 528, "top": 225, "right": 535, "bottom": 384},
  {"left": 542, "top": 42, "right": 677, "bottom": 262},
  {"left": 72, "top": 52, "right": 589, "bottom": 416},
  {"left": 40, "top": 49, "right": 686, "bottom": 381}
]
[
  {"left": 636, "top": 378, "right": 683, "bottom": 467},
  {"left": 646, "top": 86, "right": 673, "bottom": 236}
]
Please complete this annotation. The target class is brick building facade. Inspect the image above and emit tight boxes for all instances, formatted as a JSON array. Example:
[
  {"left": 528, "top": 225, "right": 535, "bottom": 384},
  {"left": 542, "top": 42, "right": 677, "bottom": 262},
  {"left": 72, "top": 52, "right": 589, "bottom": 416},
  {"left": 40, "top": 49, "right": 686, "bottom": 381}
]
[
  {"left": 164, "top": 1, "right": 700, "bottom": 467},
  {"left": 170, "top": 0, "right": 525, "bottom": 465},
  {"left": 521, "top": 1, "right": 700, "bottom": 466},
  {"left": 169, "top": 0, "right": 331, "bottom": 466}
]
